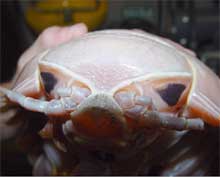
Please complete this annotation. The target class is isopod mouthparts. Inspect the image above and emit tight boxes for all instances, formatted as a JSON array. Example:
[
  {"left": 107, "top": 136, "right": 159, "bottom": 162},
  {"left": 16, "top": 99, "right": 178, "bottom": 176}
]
[
  {"left": 69, "top": 93, "right": 127, "bottom": 140},
  {"left": 70, "top": 93, "right": 125, "bottom": 123}
]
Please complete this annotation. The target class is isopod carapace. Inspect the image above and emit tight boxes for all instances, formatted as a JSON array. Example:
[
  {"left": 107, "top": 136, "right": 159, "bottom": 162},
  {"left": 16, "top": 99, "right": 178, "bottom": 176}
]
[{"left": 0, "top": 30, "right": 219, "bottom": 175}]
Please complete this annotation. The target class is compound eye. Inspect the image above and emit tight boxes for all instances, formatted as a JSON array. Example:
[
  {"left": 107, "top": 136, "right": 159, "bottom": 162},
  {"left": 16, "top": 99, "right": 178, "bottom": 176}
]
[
  {"left": 156, "top": 83, "right": 186, "bottom": 106},
  {"left": 40, "top": 72, "right": 58, "bottom": 94}
]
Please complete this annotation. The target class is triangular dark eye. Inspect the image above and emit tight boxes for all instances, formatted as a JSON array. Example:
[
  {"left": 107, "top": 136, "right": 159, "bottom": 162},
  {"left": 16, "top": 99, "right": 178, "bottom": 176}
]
[
  {"left": 40, "top": 72, "right": 57, "bottom": 93},
  {"left": 156, "top": 83, "right": 186, "bottom": 106}
]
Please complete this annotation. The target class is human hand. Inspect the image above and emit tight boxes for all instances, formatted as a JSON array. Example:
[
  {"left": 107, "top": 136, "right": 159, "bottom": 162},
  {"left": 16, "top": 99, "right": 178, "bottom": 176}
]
[
  {"left": 17, "top": 23, "right": 88, "bottom": 78},
  {"left": 0, "top": 23, "right": 88, "bottom": 139}
]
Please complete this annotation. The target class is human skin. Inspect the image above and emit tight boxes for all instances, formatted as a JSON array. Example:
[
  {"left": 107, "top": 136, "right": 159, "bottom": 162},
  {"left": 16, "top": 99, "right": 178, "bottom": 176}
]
[{"left": 0, "top": 23, "right": 88, "bottom": 139}]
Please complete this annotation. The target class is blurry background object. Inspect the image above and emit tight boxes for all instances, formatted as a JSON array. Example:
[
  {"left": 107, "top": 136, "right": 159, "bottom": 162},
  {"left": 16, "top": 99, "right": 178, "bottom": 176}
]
[
  {"left": 24, "top": 0, "right": 107, "bottom": 33},
  {"left": 1, "top": 0, "right": 219, "bottom": 175}
]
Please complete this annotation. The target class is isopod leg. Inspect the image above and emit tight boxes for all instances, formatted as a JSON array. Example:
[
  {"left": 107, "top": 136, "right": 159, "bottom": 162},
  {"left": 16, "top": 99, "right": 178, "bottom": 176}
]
[
  {"left": 0, "top": 86, "right": 47, "bottom": 111},
  {"left": 142, "top": 111, "right": 204, "bottom": 131},
  {"left": 0, "top": 87, "right": 76, "bottom": 116}
]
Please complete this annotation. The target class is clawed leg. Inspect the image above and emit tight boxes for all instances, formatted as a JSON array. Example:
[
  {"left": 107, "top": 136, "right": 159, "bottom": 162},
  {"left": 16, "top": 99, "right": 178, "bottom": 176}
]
[
  {"left": 0, "top": 87, "right": 77, "bottom": 116},
  {"left": 115, "top": 91, "right": 154, "bottom": 117},
  {"left": 114, "top": 91, "right": 203, "bottom": 131},
  {"left": 142, "top": 111, "right": 204, "bottom": 131}
]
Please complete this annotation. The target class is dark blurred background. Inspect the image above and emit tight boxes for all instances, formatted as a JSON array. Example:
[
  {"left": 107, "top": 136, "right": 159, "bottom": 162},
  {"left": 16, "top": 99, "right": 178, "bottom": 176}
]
[{"left": 0, "top": 0, "right": 219, "bottom": 175}]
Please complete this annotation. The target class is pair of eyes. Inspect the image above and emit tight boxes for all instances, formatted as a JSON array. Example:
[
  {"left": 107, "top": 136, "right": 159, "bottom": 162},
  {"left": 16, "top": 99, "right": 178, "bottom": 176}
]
[{"left": 40, "top": 72, "right": 186, "bottom": 107}]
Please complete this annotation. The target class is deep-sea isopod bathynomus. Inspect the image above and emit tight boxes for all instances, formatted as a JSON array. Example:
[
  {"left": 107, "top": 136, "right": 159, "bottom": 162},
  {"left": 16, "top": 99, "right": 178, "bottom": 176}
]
[{"left": 1, "top": 30, "right": 219, "bottom": 175}]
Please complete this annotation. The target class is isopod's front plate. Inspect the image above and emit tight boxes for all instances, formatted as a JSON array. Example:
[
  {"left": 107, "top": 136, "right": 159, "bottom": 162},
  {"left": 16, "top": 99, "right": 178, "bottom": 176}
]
[{"left": 40, "top": 30, "right": 192, "bottom": 91}]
